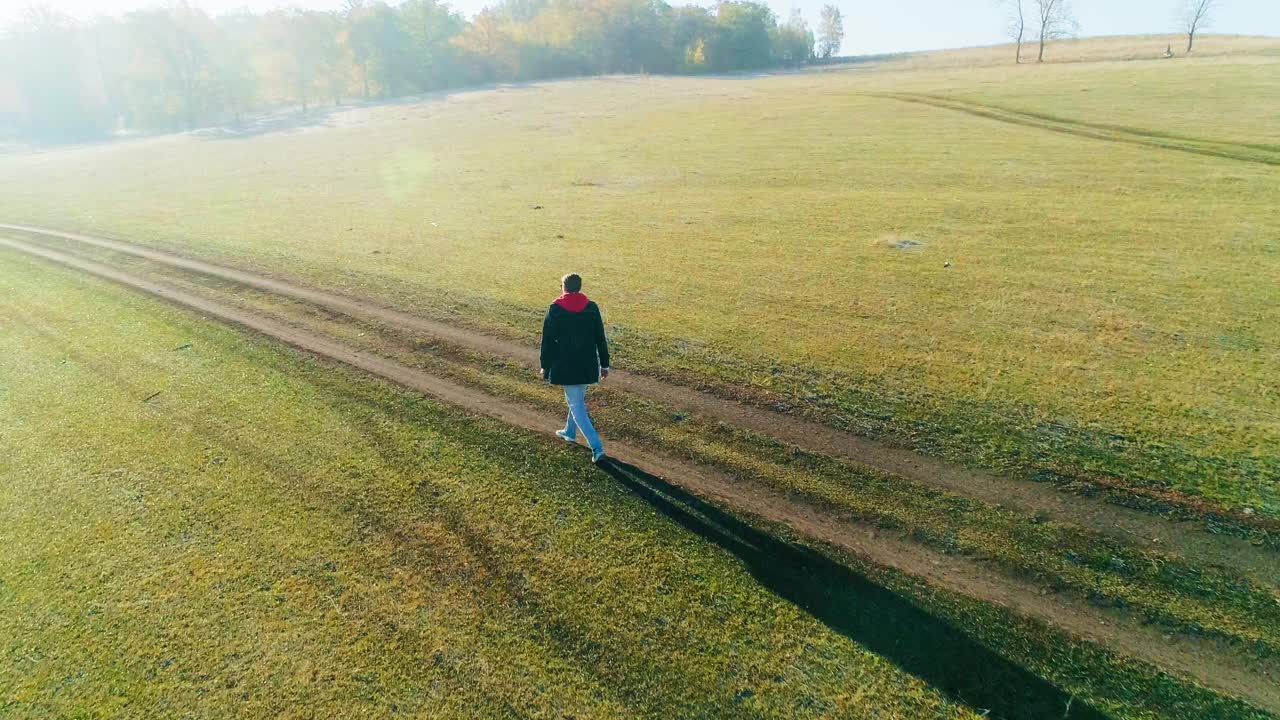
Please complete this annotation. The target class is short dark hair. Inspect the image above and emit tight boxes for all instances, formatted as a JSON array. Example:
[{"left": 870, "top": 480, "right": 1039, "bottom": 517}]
[{"left": 561, "top": 273, "right": 582, "bottom": 293}]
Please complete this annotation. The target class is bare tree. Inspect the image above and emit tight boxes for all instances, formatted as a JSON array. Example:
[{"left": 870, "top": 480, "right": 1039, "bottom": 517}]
[
  {"left": 1181, "top": 0, "right": 1214, "bottom": 53},
  {"left": 1032, "top": 0, "right": 1078, "bottom": 63},
  {"left": 817, "top": 4, "right": 843, "bottom": 61},
  {"left": 1004, "top": 0, "right": 1026, "bottom": 64}
]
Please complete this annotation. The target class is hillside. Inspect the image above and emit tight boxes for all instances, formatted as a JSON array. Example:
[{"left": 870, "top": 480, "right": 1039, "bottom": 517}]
[{"left": 2, "top": 32, "right": 1278, "bottom": 720}]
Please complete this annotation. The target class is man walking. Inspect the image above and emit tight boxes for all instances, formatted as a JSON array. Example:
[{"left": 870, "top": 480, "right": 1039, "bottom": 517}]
[{"left": 540, "top": 273, "right": 610, "bottom": 463}]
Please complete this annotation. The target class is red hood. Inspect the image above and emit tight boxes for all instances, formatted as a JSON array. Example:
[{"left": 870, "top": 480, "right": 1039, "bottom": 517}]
[{"left": 554, "top": 292, "right": 590, "bottom": 313}]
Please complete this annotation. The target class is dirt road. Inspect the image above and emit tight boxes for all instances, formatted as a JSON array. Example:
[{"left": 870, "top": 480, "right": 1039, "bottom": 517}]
[
  {"left": 3, "top": 232, "right": 1278, "bottom": 713},
  {"left": 2, "top": 222, "right": 1274, "bottom": 587}
]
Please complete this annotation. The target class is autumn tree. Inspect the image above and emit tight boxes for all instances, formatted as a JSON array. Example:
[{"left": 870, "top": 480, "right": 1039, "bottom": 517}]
[
  {"left": 451, "top": 9, "right": 519, "bottom": 82},
  {"left": 670, "top": 6, "right": 714, "bottom": 71}
]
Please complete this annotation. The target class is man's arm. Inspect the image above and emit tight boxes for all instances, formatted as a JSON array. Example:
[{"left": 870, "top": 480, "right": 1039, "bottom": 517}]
[
  {"left": 594, "top": 305, "right": 610, "bottom": 377},
  {"left": 539, "top": 306, "right": 556, "bottom": 377}
]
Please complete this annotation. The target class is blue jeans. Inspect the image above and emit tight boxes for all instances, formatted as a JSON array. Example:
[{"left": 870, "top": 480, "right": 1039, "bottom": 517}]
[{"left": 561, "top": 384, "right": 603, "bottom": 453}]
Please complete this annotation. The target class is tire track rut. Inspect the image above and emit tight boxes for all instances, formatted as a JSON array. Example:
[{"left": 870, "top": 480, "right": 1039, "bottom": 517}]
[
  {"left": 3, "top": 222, "right": 1275, "bottom": 586},
  {"left": 3, "top": 233, "right": 1279, "bottom": 713},
  {"left": 870, "top": 92, "right": 1280, "bottom": 166}
]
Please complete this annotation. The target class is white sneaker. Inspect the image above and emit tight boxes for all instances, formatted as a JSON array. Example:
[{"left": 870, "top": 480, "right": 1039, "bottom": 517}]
[
  {"left": 591, "top": 448, "right": 606, "bottom": 464},
  {"left": 555, "top": 430, "right": 576, "bottom": 443}
]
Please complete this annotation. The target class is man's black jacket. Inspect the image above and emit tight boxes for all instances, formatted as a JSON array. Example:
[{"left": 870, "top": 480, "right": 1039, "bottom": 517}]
[{"left": 540, "top": 301, "right": 610, "bottom": 386}]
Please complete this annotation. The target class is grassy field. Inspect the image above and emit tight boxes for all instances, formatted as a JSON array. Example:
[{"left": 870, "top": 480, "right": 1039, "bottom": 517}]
[
  {"left": 1, "top": 249, "right": 991, "bottom": 718},
  {"left": 864, "top": 53, "right": 1280, "bottom": 148},
  {"left": 1, "top": 36, "right": 1277, "bottom": 518},
  {"left": 901, "top": 33, "right": 1280, "bottom": 70},
  {"left": 8, "top": 238, "right": 1279, "bottom": 719}
]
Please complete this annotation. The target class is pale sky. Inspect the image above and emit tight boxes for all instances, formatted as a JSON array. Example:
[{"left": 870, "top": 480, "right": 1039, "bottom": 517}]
[{"left": 3, "top": 0, "right": 1278, "bottom": 55}]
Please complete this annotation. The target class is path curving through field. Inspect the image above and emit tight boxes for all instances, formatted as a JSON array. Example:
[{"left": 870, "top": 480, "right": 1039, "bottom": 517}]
[
  {"left": 871, "top": 92, "right": 1280, "bottom": 165},
  {"left": 2, "top": 222, "right": 1275, "bottom": 587},
  {"left": 3, "top": 232, "right": 1279, "bottom": 713}
]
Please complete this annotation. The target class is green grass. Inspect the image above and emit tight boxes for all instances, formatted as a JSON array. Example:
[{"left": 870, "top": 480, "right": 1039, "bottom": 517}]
[
  {"left": 0, "top": 249, "right": 981, "bottom": 718},
  {"left": 156, "top": 258, "right": 1280, "bottom": 657},
  {"left": 5, "top": 245, "right": 1277, "bottom": 719},
  {"left": 35, "top": 237, "right": 1280, "bottom": 685},
  {"left": 919, "top": 58, "right": 1280, "bottom": 148},
  {"left": 0, "top": 38, "right": 1276, "bottom": 520}
]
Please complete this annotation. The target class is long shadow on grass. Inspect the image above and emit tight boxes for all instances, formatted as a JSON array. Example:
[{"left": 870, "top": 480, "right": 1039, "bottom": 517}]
[{"left": 600, "top": 458, "right": 1110, "bottom": 720}]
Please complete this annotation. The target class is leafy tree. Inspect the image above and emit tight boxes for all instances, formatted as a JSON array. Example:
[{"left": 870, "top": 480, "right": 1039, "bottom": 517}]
[
  {"left": 817, "top": 4, "right": 843, "bottom": 60},
  {"left": 125, "top": 3, "right": 220, "bottom": 129},
  {"left": 596, "top": 0, "right": 677, "bottom": 74},
  {"left": 670, "top": 5, "right": 714, "bottom": 71},
  {"left": 211, "top": 13, "right": 258, "bottom": 124},
  {"left": 551, "top": 0, "right": 677, "bottom": 74},
  {"left": 452, "top": 9, "right": 520, "bottom": 82},
  {"left": 705, "top": 1, "right": 776, "bottom": 72},
  {"left": 521, "top": 0, "right": 594, "bottom": 72},
  {"left": 267, "top": 10, "right": 345, "bottom": 112},
  {"left": 500, "top": 0, "right": 551, "bottom": 23},
  {"left": 345, "top": 1, "right": 416, "bottom": 98},
  {"left": 399, "top": 0, "right": 466, "bottom": 89},
  {"left": 771, "top": 8, "right": 813, "bottom": 66},
  {"left": 84, "top": 16, "right": 135, "bottom": 132}
]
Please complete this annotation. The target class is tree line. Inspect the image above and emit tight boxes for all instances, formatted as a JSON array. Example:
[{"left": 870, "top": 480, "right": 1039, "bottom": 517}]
[{"left": 1, "top": 0, "right": 845, "bottom": 141}]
